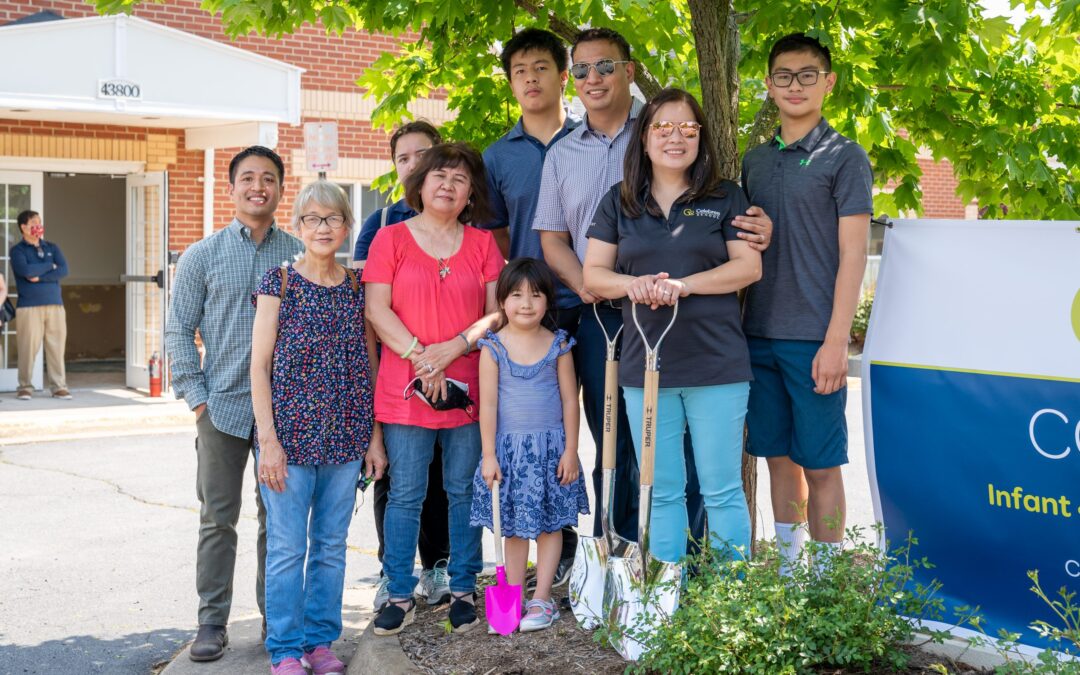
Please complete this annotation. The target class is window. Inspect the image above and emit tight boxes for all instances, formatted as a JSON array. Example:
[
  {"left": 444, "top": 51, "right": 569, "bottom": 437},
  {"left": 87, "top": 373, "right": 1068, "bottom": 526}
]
[{"left": 335, "top": 183, "right": 388, "bottom": 267}]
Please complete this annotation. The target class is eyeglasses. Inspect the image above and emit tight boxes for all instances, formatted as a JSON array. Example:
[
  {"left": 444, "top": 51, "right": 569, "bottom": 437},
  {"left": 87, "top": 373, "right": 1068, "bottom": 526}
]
[
  {"left": 569, "top": 59, "right": 629, "bottom": 80},
  {"left": 769, "top": 70, "right": 830, "bottom": 88},
  {"left": 299, "top": 214, "right": 347, "bottom": 229},
  {"left": 649, "top": 120, "right": 702, "bottom": 138}
]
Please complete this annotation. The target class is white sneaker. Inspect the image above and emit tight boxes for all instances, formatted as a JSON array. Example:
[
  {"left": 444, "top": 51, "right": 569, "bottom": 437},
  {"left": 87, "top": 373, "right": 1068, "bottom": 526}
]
[
  {"left": 415, "top": 559, "right": 450, "bottom": 605},
  {"left": 373, "top": 576, "right": 390, "bottom": 612}
]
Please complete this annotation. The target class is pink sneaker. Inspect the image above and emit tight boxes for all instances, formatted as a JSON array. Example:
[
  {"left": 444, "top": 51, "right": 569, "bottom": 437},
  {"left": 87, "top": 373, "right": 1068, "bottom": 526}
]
[
  {"left": 270, "top": 657, "right": 306, "bottom": 674},
  {"left": 301, "top": 645, "right": 345, "bottom": 675}
]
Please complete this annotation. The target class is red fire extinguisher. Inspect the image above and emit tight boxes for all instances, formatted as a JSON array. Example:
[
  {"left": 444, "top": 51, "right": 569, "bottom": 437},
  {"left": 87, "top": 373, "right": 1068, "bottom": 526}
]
[{"left": 149, "top": 351, "right": 162, "bottom": 398}]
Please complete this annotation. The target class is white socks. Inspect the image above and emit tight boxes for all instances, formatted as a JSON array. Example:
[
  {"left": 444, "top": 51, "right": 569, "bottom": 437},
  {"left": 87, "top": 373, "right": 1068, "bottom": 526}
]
[{"left": 775, "top": 522, "right": 807, "bottom": 577}]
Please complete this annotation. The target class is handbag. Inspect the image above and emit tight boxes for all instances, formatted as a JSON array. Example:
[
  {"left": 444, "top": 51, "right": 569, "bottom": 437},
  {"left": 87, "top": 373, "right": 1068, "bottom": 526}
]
[{"left": 0, "top": 299, "right": 14, "bottom": 324}]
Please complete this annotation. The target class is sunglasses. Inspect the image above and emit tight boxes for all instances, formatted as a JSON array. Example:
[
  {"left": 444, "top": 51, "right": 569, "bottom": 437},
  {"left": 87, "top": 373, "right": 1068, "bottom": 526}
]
[
  {"left": 649, "top": 120, "right": 702, "bottom": 138},
  {"left": 569, "top": 58, "right": 629, "bottom": 80}
]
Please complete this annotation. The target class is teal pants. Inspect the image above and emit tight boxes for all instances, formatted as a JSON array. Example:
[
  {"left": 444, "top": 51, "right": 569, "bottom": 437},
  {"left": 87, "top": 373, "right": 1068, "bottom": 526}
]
[{"left": 623, "top": 382, "right": 751, "bottom": 563}]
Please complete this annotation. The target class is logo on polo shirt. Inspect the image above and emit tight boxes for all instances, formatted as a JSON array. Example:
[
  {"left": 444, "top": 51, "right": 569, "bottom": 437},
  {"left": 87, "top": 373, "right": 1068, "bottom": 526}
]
[
  {"left": 683, "top": 207, "right": 723, "bottom": 219},
  {"left": 800, "top": 158, "right": 812, "bottom": 167}
]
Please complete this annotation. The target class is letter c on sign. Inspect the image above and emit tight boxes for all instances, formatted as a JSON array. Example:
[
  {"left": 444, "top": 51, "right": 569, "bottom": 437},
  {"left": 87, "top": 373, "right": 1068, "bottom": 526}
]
[
  {"left": 1029, "top": 409, "right": 1073, "bottom": 460},
  {"left": 1067, "top": 560, "right": 1080, "bottom": 578}
]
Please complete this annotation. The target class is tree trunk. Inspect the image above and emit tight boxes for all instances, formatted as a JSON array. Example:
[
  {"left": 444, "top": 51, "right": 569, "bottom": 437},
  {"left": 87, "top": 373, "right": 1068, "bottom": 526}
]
[
  {"left": 688, "top": 0, "right": 740, "bottom": 181},
  {"left": 688, "top": 0, "right": 758, "bottom": 544}
]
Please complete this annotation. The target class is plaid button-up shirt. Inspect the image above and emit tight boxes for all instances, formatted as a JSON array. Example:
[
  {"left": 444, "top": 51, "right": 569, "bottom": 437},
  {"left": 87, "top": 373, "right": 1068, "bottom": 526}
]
[{"left": 165, "top": 219, "right": 304, "bottom": 439}]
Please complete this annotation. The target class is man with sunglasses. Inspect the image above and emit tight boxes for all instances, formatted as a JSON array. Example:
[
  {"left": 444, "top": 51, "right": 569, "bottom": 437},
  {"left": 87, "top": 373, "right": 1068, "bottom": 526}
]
[
  {"left": 479, "top": 27, "right": 584, "bottom": 584},
  {"left": 533, "top": 27, "right": 773, "bottom": 551},
  {"left": 741, "top": 33, "right": 873, "bottom": 575}
]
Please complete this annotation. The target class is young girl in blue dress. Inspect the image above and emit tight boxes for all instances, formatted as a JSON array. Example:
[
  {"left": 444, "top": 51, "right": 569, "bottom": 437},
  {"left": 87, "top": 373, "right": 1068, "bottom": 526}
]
[{"left": 470, "top": 258, "right": 589, "bottom": 632}]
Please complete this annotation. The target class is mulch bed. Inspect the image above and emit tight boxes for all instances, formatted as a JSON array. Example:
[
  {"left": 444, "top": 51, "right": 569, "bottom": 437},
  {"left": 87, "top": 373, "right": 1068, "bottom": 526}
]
[
  {"left": 399, "top": 582, "right": 626, "bottom": 675},
  {"left": 396, "top": 574, "right": 991, "bottom": 675}
]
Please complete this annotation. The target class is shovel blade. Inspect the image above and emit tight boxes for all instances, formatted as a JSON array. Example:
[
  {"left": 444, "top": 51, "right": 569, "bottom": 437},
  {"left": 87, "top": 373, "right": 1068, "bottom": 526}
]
[
  {"left": 605, "top": 556, "right": 682, "bottom": 661},
  {"left": 569, "top": 535, "right": 609, "bottom": 629},
  {"left": 484, "top": 566, "right": 522, "bottom": 635}
]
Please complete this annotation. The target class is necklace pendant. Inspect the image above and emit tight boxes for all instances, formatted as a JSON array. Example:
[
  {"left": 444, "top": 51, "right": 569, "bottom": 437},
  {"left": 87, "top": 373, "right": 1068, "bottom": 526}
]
[{"left": 439, "top": 265, "right": 451, "bottom": 280}]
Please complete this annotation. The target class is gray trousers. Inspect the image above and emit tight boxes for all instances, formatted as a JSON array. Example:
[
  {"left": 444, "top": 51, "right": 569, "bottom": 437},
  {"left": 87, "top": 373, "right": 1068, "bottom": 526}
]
[{"left": 194, "top": 412, "right": 266, "bottom": 626}]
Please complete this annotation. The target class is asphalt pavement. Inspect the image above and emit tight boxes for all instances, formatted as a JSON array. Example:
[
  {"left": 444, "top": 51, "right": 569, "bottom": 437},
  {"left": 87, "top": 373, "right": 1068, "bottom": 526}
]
[{"left": 0, "top": 375, "right": 874, "bottom": 674}]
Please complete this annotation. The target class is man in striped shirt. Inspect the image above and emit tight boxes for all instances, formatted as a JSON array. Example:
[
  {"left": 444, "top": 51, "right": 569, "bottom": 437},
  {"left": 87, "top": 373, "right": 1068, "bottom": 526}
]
[{"left": 165, "top": 146, "right": 304, "bottom": 662}]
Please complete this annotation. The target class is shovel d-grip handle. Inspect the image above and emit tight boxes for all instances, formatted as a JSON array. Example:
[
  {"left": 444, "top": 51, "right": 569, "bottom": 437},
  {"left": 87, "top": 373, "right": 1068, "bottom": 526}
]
[
  {"left": 492, "top": 480, "right": 504, "bottom": 567},
  {"left": 631, "top": 300, "right": 678, "bottom": 489},
  {"left": 594, "top": 303, "right": 623, "bottom": 473}
]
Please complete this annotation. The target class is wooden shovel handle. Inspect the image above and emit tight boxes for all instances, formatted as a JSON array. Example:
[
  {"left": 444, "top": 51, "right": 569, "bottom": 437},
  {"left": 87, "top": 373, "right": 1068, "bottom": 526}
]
[
  {"left": 602, "top": 358, "right": 619, "bottom": 471},
  {"left": 492, "top": 480, "right": 503, "bottom": 566},
  {"left": 639, "top": 369, "right": 659, "bottom": 487}
]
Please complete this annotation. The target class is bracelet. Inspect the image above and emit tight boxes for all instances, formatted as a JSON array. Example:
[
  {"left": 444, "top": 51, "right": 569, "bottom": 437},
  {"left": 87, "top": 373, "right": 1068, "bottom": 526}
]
[
  {"left": 401, "top": 336, "right": 419, "bottom": 359},
  {"left": 458, "top": 332, "right": 471, "bottom": 354}
]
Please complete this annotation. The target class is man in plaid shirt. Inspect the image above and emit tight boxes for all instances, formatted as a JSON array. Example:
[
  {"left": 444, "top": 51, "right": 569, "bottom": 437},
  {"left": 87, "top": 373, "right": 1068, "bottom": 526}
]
[{"left": 165, "top": 146, "right": 304, "bottom": 662}]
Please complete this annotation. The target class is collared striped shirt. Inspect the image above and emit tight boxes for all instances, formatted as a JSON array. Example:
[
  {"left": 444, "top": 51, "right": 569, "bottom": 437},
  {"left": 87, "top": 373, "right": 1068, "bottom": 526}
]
[
  {"left": 165, "top": 218, "right": 304, "bottom": 439},
  {"left": 531, "top": 98, "right": 644, "bottom": 263}
]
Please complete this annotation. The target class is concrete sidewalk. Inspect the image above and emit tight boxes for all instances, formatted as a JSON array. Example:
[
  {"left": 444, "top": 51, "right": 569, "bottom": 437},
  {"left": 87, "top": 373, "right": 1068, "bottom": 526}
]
[{"left": 0, "top": 370, "right": 194, "bottom": 445}]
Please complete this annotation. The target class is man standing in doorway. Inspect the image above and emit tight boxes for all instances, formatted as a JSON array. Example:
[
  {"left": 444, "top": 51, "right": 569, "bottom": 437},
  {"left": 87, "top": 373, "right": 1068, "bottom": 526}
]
[
  {"left": 10, "top": 209, "right": 71, "bottom": 401},
  {"left": 165, "top": 146, "right": 304, "bottom": 662},
  {"left": 480, "top": 27, "right": 583, "bottom": 583}
]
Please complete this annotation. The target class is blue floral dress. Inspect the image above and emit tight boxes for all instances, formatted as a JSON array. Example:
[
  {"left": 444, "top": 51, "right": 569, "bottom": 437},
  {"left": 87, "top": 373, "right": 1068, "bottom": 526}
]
[
  {"left": 469, "top": 329, "right": 590, "bottom": 539},
  {"left": 252, "top": 265, "right": 374, "bottom": 466}
]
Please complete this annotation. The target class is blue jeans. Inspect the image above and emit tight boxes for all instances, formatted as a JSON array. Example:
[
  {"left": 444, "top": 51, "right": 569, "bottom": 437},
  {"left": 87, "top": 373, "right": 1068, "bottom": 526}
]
[
  {"left": 382, "top": 423, "right": 483, "bottom": 598},
  {"left": 624, "top": 383, "right": 751, "bottom": 563},
  {"left": 260, "top": 459, "right": 362, "bottom": 665}
]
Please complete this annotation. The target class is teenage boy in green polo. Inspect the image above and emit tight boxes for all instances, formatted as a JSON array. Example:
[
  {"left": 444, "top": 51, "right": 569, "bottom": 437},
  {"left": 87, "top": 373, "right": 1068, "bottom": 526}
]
[{"left": 741, "top": 33, "right": 873, "bottom": 573}]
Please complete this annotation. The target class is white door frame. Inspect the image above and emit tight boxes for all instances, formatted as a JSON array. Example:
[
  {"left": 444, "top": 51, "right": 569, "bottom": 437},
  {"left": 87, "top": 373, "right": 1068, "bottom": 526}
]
[
  {"left": 0, "top": 170, "right": 44, "bottom": 392},
  {"left": 123, "top": 172, "right": 168, "bottom": 391}
]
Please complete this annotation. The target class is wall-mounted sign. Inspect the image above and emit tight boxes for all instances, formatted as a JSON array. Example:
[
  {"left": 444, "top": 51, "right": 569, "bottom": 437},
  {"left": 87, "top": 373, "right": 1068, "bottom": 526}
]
[{"left": 304, "top": 122, "right": 339, "bottom": 173}]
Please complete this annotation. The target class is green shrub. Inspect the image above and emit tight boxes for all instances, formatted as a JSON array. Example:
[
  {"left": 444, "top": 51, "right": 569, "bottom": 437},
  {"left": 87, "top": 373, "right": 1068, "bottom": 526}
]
[{"left": 607, "top": 527, "right": 955, "bottom": 674}]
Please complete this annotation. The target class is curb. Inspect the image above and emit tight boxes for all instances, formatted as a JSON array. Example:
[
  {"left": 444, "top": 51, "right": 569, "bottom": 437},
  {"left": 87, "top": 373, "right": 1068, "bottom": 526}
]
[{"left": 348, "top": 622, "right": 420, "bottom": 675}]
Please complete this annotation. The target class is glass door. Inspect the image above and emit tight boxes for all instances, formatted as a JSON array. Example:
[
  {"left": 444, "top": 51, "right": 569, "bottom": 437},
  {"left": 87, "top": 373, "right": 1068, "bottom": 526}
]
[
  {"left": 0, "top": 171, "right": 44, "bottom": 392},
  {"left": 123, "top": 172, "right": 168, "bottom": 390}
]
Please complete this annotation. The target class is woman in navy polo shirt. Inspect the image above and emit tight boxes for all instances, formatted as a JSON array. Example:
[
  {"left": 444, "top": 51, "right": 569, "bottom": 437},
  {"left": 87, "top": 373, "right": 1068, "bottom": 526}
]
[{"left": 583, "top": 88, "right": 763, "bottom": 563}]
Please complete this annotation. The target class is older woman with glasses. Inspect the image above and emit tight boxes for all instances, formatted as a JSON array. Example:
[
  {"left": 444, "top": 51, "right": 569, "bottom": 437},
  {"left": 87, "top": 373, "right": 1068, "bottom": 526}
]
[
  {"left": 363, "top": 142, "right": 504, "bottom": 636},
  {"left": 584, "top": 88, "right": 768, "bottom": 564},
  {"left": 251, "top": 180, "right": 386, "bottom": 675}
]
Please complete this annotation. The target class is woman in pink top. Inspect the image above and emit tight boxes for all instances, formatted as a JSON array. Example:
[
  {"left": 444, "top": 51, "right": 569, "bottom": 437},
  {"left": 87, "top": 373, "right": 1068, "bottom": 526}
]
[{"left": 363, "top": 143, "right": 504, "bottom": 636}]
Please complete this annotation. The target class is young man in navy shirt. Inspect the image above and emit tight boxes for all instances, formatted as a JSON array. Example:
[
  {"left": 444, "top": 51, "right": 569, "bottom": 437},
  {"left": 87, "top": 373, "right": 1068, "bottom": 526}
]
[
  {"left": 480, "top": 28, "right": 583, "bottom": 583},
  {"left": 741, "top": 33, "right": 873, "bottom": 572}
]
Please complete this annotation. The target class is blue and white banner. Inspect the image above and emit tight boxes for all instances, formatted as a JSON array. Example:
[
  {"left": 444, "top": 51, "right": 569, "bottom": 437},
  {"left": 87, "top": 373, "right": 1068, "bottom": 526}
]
[{"left": 862, "top": 219, "right": 1080, "bottom": 650}]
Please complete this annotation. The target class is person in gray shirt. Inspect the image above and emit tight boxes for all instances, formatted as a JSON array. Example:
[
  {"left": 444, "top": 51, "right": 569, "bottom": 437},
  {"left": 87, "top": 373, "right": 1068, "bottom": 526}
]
[
  {"left": 741, "top": 34, "right": 873, "bottom": 575},
  {"left": 165, "top": 146, "right": 305, "bottom": 661}
]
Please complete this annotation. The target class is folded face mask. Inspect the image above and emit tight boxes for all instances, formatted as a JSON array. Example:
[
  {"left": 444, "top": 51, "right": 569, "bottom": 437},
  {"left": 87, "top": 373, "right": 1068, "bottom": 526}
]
[{"left": 403, "top": 376, "right": 476, "bottom": 416}]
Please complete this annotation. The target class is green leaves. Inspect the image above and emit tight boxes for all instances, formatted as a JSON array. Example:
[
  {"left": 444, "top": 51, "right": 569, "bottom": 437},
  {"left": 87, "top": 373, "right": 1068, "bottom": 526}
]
[{"left": 91, "top": 0, "right": 1080, "bottom": 221}]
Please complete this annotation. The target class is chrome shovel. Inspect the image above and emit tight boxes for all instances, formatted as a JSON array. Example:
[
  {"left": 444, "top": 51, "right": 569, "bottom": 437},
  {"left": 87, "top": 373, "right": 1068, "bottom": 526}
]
[
  {"left": 606, "top": 301, "right": 682, "bottom": 661},
  {"left": 569, "top": 304, "right": 638, "bottom": 629}
]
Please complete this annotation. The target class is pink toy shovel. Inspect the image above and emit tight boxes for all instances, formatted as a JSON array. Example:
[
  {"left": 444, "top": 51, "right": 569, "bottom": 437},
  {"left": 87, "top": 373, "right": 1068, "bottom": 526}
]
[{"left": 485, "top": 480, "right": 522, "bottom": 635}]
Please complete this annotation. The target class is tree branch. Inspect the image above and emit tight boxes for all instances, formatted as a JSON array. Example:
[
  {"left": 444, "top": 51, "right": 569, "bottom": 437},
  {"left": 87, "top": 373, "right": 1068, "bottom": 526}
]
[{"left": 746, "top": 96, "right": 779, "bottom": 152}]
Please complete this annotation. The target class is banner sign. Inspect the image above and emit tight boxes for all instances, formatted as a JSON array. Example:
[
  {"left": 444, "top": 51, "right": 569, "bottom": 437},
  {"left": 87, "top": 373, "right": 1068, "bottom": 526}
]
[{"left": 862, "top": 219, "right": 1080, "bottom": 650}]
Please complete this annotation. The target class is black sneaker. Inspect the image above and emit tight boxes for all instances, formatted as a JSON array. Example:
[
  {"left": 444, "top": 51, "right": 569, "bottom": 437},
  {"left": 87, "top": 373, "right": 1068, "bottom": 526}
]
[
  {"left": 552, "top": 556, "right": 575, "bottom": 587},
  {"left": 448, "top": 592, "right": 479, "bottom": 633},
  {"left": 373, "top": 598, "right": 415, "bottom": 636}
]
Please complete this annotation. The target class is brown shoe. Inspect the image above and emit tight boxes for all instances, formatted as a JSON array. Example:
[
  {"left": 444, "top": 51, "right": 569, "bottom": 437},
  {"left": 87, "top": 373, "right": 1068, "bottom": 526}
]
[
  {"left": 52, "top": 389, "right": 73, "bottom": 400},
  {"left": 15, "top": 389, "right": 31, "bottom": 401}
]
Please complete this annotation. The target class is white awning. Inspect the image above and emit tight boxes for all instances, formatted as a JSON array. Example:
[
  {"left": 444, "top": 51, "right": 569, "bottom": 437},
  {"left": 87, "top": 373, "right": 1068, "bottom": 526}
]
[{"left": 0, "top": 14, "right": 303, "bottom": 136}]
